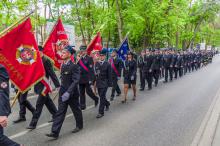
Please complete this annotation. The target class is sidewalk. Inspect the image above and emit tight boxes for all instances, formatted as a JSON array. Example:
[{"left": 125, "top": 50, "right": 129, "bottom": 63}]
[{"left": 191, "top": 87, "right": 220, "bottom": 146}]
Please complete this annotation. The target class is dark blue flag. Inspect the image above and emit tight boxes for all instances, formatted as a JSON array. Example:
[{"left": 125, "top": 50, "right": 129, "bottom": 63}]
[{"left": 117, "top": 37, "right": 129, "bottom": 61}]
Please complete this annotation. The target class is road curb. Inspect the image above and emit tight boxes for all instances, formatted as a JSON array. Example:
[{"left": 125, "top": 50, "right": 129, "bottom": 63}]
[{"left": 191, "top": 87, "right": 220, "bottom": 146}]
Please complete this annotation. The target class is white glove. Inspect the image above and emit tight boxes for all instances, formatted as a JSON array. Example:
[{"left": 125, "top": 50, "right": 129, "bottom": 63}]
[
  {"left": 61, "top": 92, "right": 70, "bottom": 102},
  {"left": 131, "top": 76, "right": 134, "bottom": 81}
]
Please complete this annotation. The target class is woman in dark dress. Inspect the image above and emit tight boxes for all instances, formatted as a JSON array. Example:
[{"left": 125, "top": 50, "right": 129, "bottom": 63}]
[{"left": 122, "top": 52, "right": 137, "bottom": 103}]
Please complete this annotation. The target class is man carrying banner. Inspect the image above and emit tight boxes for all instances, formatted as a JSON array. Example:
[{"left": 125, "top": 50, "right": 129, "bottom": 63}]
[
  {"left": 78, "top": 45, "right": 99, "bottom": 110},
  {"left": 27, "top": 46, "right": 60, "bottom": 129},
  {"left": 0, "top": 17, "right": 46, "bottom": 127},
  {"left": 0, "top": 64, "right": 22, "bottom": 146},
  {"left": 109, "top": 49, "right": 122, "bottom": 101},
  {"left": 46, "top": 46, "right": 83, "bottom": 139}
]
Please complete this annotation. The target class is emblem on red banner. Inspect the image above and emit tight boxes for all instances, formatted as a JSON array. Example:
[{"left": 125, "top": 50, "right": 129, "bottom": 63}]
[{"left": 16, "top": 45, "right": 37, "bottom": 65}]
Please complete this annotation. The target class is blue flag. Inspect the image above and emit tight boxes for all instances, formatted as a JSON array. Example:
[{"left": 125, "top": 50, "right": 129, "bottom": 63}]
[{"left": 117, "top": 37, "right": 129, "bottom": 61}]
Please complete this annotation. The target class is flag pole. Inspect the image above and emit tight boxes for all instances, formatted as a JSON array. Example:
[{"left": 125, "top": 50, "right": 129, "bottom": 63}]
[
  {"left": 52, "top": 92, "right": 59, "bottom": 101},
  {"left": 0, "top": 10, "right": 35, "bottom": 38},
  {"left": 10, "top": 91, "right": 20, "bottom": 108},
  {"left": 117, "top": 32, "right": 129, "bottom": 51},
  {"left": 42, "top": 16, "right": 61, "bottom": 47}
]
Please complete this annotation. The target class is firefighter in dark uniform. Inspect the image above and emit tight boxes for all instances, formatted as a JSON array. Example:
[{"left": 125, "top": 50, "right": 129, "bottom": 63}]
[
  {"left": 172, "top": 51, "right": 178, "bottom": 79},
  {"left": 183, "top": 51, "right": 188, "bottom": 75},
  {"left": 94, "top": 49, "right": 111, "bottom": 118},
  {"left": 174, "top": 51, "right": 184, "bottom": 78},
  {"left": 78, "top": 45, "right": 99, "bottom": 110},
  {"left": 27, "top": 46, "right": 60, "bottom": 129},
  {"left": 191, "top": 52, "right": 197, "bottom": 71},
  {"left": 163, "top": 49, "right": 174, "bottom": 83},
  {"left": 122, "top": 52, "right": 137, "bottom": 103},
  {"left": 0, "top": 64, "right": 22, "bottom": 146},
  {"left": 13, "top": 90, "right": 35, "bottom": 123},
  {"left": 151, "top": 49, "right": 162, "bottom": 87},
  {"left": 109, "top": 49, "right": 122, "bottom": 101},
  {"left": 138, "top": 50, "right": 145, "bottom": 91},
  {"left": 143, "top": 49, "right": 154, "bottom": 90},
  {"left": 46, "top": 46, "right": 83, "bottom": 139}
]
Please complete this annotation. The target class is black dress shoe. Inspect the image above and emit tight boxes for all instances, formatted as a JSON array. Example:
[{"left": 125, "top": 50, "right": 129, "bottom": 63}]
[
  {"left": 110, "top": 96, "right": 114, "bottom": 101},
  {"left": 72, "top": 127, "right": 82, "bottom": 133},
  {"left": 46, "top": 133, "right": 59, "bottom": 139},
  {"left": 148, "top": 87, "right": 152, "bottom": 90},
  {"left": 26, "top": 125, "right": 36, "bottom": 130},
  {"left": 13, "top": 117, "right": 26, "bottom": 123},
  {"left": 95, "top": 100, "right": 99, "bottom": 107},
  {"left": 163, "top": 81, "right": 168, "bottom": 83},
  {"left": 116, "top": 93, "right": 121, "bottom": 96},
  {"left": 81, "top": 105, "right": 86, "bottom": 110},
  {"left": 96, "top": 114, "right": 104, "bottom": 118},
  {"left": 121, "top": 99, "right": 127, "bottom": 104},
  {"left": 105, "top": 105, "right": 109, "bottom": 111},
  {"left": 139, "top": 88, "right": 144, "bottom": 91}
]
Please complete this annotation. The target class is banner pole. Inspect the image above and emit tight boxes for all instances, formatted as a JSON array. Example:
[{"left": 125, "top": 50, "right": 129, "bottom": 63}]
[
  {"left": 0, "top": 10, "right": 35, "bottom": 38},
  {"left": 10, "top": 91, "right": 20, "bottom": 108}
]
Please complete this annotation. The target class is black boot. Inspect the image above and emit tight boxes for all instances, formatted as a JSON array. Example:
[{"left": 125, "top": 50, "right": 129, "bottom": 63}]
[{"left": 13, "top": 116, "right": 26, "bottom": 123}]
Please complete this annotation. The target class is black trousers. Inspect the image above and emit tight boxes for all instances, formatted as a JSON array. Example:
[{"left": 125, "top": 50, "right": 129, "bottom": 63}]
[
  {"left": 139, "top": 69, "right": 145, "bottom": 89},
  {"left": 111, "top": 77, "right": 121, "bottom": 97},
  {"left": 192, "top": 63, "right": 196, "bottom": 71},
  {"left": 161, "top": 68, "right": 165, "bottom": 78},
  {"left": 30, "top": 94, "right": 57, "bottom": 127},
  {"left": 179, "top": 67, "right": 183, "bottom": 77},
  {"left": 152, "top": 69, "right": 160, "bottom": 85},
  {"left": 144, "top": 71, "right": 153, "bottom": 89},
  {"left": 52, "top": 94, "right": 83, "bottom": 135},
  {"left": 98, "top": 87, "right": 110, "bottom": 115},
  {"left": 184, "top": 65, "right": 187, "bottom": 74},
  {"left": 187, "top": 64, "right": 191, "bottom": 73},
  {"left": 165, "top": 67, "right": 173, "bottom": 82},
  {"left": 0, "top": 127, "right": 19, "bottom": 146},
  {"left": 18, "top": 91, "right": 35, "bottom": 118},
  {"left": 174, "top": 67, "right": 179, "bottom": 78},
  {"left": 79, "top": 83, "right": 98, "bottom": 108}
]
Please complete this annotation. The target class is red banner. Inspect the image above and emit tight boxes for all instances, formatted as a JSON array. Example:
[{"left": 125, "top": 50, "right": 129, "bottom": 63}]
[
  {"left": 87, "top": 32, "right": 102, "bottom": 55},
  {"left": 43, "top": 18, "right": 69, "bottom": 70},
  {"left": 0, "top": 18, "right": 45, "bottom": 93}
]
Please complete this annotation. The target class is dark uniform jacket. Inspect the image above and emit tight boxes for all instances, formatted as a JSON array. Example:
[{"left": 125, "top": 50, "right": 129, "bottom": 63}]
[
  {"left": 109, "top": 57, "right": 122, "bottom": 78},
  {"left": 176, "top": 55, "right": 183, "bottom": 68},
  {"left": 151, "top": 54, "right": 162, "bottom": 70},
  {"left": 163, "top": 54, "right": 173, "bottom": 68},
  {"left": 143, "top": 55, "right": 154, "bottom": 72},
  {"left": 0, "top": 64, "right": 11, "bottom": 116},
  {"left": 60, "top": 60, "right": 80, "bottom": 98},
  {"left": 95, "top": 61, "right": 112, "bottom": 88},
  {"left": 123, "top": 60, "right": 137, "bottom": 79},
  {"left": 34, "top": 56, "right": 60, "bottom": 94},
  {"left": 78, "top": 55, "right": 94, "bottom": 84},
  {"left": 172, "top": 54, "right": 178, "bottom": 67},
  {"left": 137, "top": 55, "right": 144, "bottom": 69}
]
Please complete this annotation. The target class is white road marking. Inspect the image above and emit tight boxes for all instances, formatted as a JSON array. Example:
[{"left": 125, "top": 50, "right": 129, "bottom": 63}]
[{"left": 9, "top": 105, "right": 94, "bottom": 140}]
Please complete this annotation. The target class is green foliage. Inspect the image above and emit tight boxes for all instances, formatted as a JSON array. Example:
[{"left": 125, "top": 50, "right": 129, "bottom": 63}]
[{"left": 0, "top": 0, "right": 220, "bottom": 50}]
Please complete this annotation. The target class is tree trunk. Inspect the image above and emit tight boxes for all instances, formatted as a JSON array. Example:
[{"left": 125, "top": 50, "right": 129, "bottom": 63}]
[
  {"left": 175, "top": 31, "right": 179, "bottom": 49},
  {"left": 75, "top": 0, "right": 87, "bottom": 45},
  {"left": 115, "top": 0, "right": 123, "bottom": 42}
]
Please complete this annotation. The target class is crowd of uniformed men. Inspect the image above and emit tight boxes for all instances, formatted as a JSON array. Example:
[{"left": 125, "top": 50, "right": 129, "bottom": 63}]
[{"left": 0, "top": 44, "right": 216, "bottom": 145}]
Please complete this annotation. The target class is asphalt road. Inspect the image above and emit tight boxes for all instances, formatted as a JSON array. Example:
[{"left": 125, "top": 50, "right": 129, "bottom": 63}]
[{"left": 5, "top": 55, "right": 220, "bottom": 146}]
